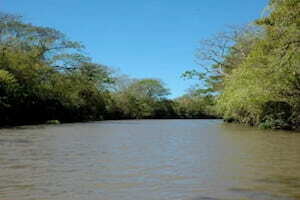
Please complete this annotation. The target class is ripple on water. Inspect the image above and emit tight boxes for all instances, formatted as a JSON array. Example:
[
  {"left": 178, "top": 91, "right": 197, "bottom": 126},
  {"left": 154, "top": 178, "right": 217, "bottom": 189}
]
[{"left": 0, "top": 120, "right": 299, "bottom": 200}]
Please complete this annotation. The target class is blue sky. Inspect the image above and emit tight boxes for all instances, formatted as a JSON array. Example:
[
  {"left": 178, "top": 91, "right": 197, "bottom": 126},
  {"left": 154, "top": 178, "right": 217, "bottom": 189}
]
[{"left": 1, "top": 0, "right": 268, "bottom": 97}]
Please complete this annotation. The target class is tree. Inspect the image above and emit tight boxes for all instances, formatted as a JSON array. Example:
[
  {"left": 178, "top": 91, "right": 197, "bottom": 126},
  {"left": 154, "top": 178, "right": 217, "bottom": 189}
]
[
  {"left": 127, "top": 79, "right": 170, "bottom": 100},
  {"left": 0, "top": 13, "right": 112, "bottom": 125},
  {"left": 110, "top": 78, "right": 171, "bottom": 119},
  {"left": 216, "top": 0, "right": 300, "bottom": 129},
  {"left": 182, "top": 25, "right": 262, "bottom": 92}
]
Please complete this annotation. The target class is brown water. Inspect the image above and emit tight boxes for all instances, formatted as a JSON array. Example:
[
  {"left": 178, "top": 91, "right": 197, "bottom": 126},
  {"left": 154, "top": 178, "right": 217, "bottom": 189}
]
[{"left": 0, "top": 120, "right": 299, "bottom": 200}]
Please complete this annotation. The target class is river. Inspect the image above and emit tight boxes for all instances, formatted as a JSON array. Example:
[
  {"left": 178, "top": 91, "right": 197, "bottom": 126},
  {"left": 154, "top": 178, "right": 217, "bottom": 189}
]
[{"left": 0, "top": 120, "right": 299, "bottom": 200}]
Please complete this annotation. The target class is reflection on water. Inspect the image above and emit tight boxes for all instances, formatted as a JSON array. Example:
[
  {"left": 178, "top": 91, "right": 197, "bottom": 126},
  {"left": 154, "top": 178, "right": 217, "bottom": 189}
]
[{"left": 0, "top": 120, "right": 299, "bottom": 200}]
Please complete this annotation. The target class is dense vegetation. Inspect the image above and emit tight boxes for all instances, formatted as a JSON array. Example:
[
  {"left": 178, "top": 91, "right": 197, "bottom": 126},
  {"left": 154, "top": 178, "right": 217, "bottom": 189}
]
[
  {"left": 1, "top": 0, "right": 298, "bottom": 130},
  {"left": 0, "top": 13, "right": 214, "bottom": 126},
  {"left": 185, "top": 0, "right": 300, "bottom": 130}
]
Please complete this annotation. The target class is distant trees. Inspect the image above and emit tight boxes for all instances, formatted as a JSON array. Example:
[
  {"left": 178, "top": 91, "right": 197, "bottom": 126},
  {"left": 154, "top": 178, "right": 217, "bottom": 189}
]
[
  {"left": 0, "top": 12, "right": 216, "bottom": 126},
  {"left": 127, "top": 79, "right": 170, "bottom": 100},
  {"left": 109, "top": 78, "right": 173, "bottom": 119},
  {"left": 173, "top": 87, "right": 216, "bottom": 118}
]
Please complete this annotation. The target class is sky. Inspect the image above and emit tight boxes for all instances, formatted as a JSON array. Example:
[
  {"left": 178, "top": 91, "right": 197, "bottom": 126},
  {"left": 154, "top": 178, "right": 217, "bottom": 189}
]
[{"left": 1, "top": 0, "right": 268, "bottom": 98}]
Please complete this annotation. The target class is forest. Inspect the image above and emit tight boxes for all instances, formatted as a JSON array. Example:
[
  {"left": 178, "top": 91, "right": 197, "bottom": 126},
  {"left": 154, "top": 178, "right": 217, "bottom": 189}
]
[
  {"left": 0, "top": 0, "right": 299, "bottom": 130},
  {"left": 0, "top": 12, "right": 215, "bottom": 126}
]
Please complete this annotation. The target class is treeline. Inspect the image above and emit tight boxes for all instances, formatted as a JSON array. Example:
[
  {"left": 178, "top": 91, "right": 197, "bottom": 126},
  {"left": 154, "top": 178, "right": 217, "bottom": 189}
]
[
  {"left": 0, "top": 13, "right": 215, "bottom": 126},
  {"left": 185, "top": 0, "right": 300, "bottom": 130}
]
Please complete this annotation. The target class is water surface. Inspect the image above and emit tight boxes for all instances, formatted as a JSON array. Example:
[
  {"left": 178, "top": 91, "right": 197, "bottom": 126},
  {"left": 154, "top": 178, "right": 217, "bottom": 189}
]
[{"left": 0, "top": 120, "right": 299, "bottom": 200}]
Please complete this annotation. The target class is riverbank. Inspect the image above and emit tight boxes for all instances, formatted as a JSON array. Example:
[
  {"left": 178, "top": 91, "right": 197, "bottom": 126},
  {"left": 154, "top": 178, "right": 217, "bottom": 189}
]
[{"left": 0, "top": 115, "right": 221, "bottom": 128}]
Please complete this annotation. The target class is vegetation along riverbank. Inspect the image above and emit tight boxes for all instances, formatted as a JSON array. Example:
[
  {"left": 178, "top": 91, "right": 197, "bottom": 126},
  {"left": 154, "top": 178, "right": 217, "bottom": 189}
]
[
  {"left": 0, "top": 0, "right": 299, "bottom": 130},
  {"left": 184, "top": 0, "right": 300, "bottom": 130},
  {"left": 0, "top": 13, "right": 216, "bottom": 126}
]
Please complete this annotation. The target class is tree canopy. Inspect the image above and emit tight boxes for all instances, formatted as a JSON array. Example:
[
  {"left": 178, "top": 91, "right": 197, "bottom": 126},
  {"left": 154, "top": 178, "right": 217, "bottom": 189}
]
[
  {"left": 184, "top": 0, "right": 300, "bottom": 129},
  {"left": 0, "top": 13, "right": 214, "bottom": 125}
]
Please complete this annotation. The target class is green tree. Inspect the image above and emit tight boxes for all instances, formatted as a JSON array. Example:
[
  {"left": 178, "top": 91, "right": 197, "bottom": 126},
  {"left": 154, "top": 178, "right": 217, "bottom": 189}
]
[
  {"left": 217, "top": 0, "right": 300, "bottom": 129},
  {"left": 111, "top": 78, "right": 171, "bottom": 119}
]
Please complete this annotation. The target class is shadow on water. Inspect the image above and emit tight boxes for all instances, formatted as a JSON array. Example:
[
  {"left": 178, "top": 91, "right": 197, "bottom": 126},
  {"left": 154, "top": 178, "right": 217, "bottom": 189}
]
[
  {"left": 190, "top": 189, "right": 297, "bottom": 200},
  {"left": 258, "top": 176, "right": 300, "bottom": 188},
  {"left": 0, "top": 139, "right": 31, "bottom": 144},
  {"left": 256, "top": 176, "right": 300, "bottom": 200},
  {"left": 257, "top": 176, "right": 300, "bottom": 188},
  {"left": 189, "top": 197, "right": 225, "bottom": 200},
  {"left": 228, "top": 188, "right": 295, "bottom": 200},
  {"left": 221, "top": 122, "right": 300, "bottom": 135},
  {"left": 189, "top": 189, "right": 299, "bottom": 200}
]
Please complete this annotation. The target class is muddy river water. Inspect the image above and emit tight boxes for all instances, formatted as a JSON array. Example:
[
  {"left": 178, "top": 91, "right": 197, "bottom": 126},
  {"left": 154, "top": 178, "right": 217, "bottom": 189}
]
[{"left": 0, "top": 120, "right": 299, "bottom": 200}]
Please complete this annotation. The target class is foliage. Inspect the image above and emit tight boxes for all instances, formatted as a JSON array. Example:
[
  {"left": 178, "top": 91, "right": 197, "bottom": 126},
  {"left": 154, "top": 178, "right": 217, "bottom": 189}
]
[
  {"left": 173, "top": 87, "right": 217, "bottom": 118},
  {"left": 0, "top": 13, "right": 113, "bottom": 125},
  {"left": 0, "top": 12, "right": 221, "bottom": 126},
  {"left": 186, "top": 0, "right": 300, "bottom": 130},
  {"left": 109, "top": 78, "right": 173, "bottom": 119}
]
